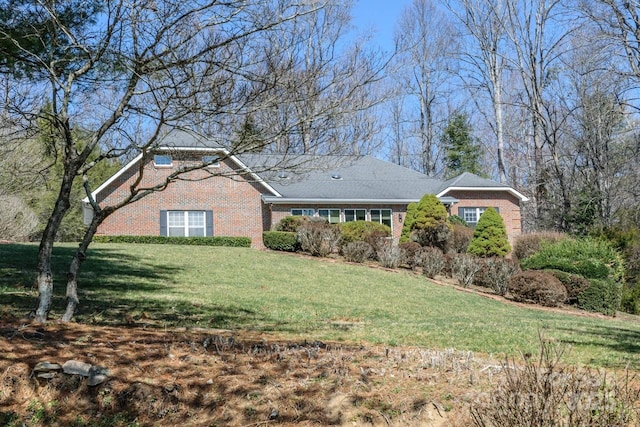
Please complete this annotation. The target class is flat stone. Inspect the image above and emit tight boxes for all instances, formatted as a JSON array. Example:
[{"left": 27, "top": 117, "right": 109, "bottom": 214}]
[
  {"left": 62, "top": 360, "right": 92, "bottom": 377},
  {"left": 36, "top": 372, "right": 57, "bottom": 379},
  {"left": 33, "top": 361, "right": 62, "bottom": 372},
  {"left": 88, "top": 365, "right": 109, "bottom": 386}
]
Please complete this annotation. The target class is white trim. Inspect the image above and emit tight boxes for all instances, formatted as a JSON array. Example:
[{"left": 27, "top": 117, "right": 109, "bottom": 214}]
[
  {"left": 262, "top": 196, "right": 459, "bottom": 205},
  {"left": 437, "top": 186, "right": 529, "bottom": 202}
]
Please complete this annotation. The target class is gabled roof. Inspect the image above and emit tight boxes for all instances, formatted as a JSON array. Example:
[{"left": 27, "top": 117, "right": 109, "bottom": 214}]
[
  {"left": 436, "top": 172, "right": 529, "bottom": 202},
  {"left": 85, "top": 129, "right": 529, "bottom": 205}
]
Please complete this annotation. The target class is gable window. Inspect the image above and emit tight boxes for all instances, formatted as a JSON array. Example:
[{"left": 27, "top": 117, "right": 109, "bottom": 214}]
[
  {"left": 160, "top": 210, "right": 213, "bottom": 236},
  {"left": 202, "top": 155, "right": 220, "bottom": 167},
  {"left": 291, "top": 208, "right": 315, "bottom": 216},
  {"left": 459, "top": 207, "right": 498, "bottom": 226},
  {"left": 370, "top": 209, "right": 392, "bottom": 228},
  {"left": 344, "top": 209, "right": 366, "bottom": 222},
  {"left": 318, "top": 209, "right": 341, "bottom": 224},
  {"left": 154, "top": 154, "right": 172, "bottom": 167}
]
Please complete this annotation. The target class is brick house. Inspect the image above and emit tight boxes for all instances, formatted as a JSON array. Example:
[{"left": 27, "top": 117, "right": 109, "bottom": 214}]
[{"left": 84, "top": 130, "right": 529, "bottom": 247}]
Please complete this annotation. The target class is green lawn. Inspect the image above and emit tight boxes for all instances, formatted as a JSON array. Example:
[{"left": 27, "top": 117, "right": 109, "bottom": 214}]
[{"left": 2, "top": 242, "right": 640, "bottom": 368}]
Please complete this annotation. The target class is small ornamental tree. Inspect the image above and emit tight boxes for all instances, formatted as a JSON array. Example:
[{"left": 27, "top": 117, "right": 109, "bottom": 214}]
[
  {"left": 467, "top": 207, "right": 511, "bottom": 257},
  {"left": 411, "top": 194, "right": 452, "bottom": 251},
  {"left": 400, "top": 202, "right": 418, "bottom": 243}
]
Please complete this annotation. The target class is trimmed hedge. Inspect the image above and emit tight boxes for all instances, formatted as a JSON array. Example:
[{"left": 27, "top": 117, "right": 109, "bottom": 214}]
[
  {"left": 92, "top": 235, "right": 251, "bottom": 247},
  {"left": 577, "top": 279, "right": 623, "bottom": 316},
  {"left": 508, "top": 270, "right": 567, "bottom": 307},
  {"left": 263, "top": 231, "right": 298, "bottom": 252}
]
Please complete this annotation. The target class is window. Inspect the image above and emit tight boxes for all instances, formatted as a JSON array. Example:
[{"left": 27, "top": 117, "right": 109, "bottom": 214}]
[
  {"left": 161, "top": 210, "right": 212, "bottom": 236},
  {"left": 371, "top": 209, "right": 392, "bottom": 228},
  {"left": 202, "top": 155, "right": 220, "bottom": 167},
  {"left": 344, "top": 209, "right": 366, "bottom": 222},
  {"left": 291, "top": 208, "right": 315, "bottom": 216},
  {"left": 459, "top": 207, "right": 498, "bottom": 225},
  {"left": 154, "top": 154, "right": 172, "bottom": 167},
  {"left": 318, "top": 209, "right": 341, "bottom": 224}
]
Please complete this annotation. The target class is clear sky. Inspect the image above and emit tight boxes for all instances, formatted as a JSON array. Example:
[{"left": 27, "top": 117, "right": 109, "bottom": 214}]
[{"left": 350, "top": 0, "right": 413, "bottom": 52}]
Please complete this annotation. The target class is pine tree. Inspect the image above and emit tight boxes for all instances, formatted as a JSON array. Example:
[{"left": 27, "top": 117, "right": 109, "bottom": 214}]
[
  {"left": 467, "top": 207, "right": 511, "bottom": 257},
  {"left": 411, "top": 194, "right": 452, "bottom": 250},
  {"left": 441, "top": 112, "right": 484, "bottom": 178}
]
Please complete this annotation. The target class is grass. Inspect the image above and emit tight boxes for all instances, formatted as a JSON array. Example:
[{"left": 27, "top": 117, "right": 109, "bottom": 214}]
[{"left": 2, "top": 242, "right": 640, "bottom": 368}]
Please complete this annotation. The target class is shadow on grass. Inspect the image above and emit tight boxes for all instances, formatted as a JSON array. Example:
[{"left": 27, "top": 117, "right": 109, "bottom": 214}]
[
  {"left": 0, "top": 243, "right": 269, "bottom": 330},
  {"left": 556, "top": 324, "right": 640, "bottom": 368}
]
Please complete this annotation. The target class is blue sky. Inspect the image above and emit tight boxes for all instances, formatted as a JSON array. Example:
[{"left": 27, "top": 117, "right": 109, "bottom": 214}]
[{"left": 350, "top": 0, "right": 413, "bottom": 51}]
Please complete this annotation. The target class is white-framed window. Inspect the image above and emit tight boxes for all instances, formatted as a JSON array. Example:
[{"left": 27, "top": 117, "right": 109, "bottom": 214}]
[
  {"left": 318, "top": 208, "right": 341, "bottom": 224},
  {"left": 370, "top": 209, "right": 392, "bottom": 228},
  {"left": 167, "top": 211, "right": 206, "bottom": 236},
  {"left": 344, "top": 209, "right": 366, "bottom": 222},
  {"left": 291, "top": 208, "right": 315, "bottom": 216},
  {"left": 459, "top": 207, "right": 498, "bottom": 226},
  {"left": 154, "top": 154, "right": 173, "bottom": 167},
  {"left": 202, "top": 155, "right": 220, "bottom": 167}
]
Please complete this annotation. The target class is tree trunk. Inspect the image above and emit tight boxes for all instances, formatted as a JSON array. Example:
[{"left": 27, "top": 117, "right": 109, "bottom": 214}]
[{"left": 34, "top": 167, "right": 76, "bottom": 322}]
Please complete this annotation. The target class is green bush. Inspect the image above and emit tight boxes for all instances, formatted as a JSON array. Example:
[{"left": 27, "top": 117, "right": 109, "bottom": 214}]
[
  {"left": 512, "top": 231, "right": 567, "bottom": 261},
  {"left": 339, "top": 221, "right": 390, "bottom": 246},
  {"left": 621, "top": 284, "right": 640, "bottom": 315},
  {"left": 275, "top": 215, "right": 310, "bottom": 232},
  {"left": 467, "top": 208, "right": 510, "bottom": 257},
  {"left": 577, "top": 279, "right": 623, "bottom": 316},
  {"left": 520, "top": 238, "right": 625, "bottom": 282},
  {"left": 400, "top": 202, "right": 418, "bottom": 243},
  {"left": 448, "top": 214, "right": 468, "bottom": 227},
  {"left": 543, "top": 269, "right": 591, "bottom": 304},
  {"left": 411, "top": 194, "right": 452, "bottom": 251},
  {"left": 92, "top": 235, "right": 251, "bottom": 247},
  {"left": 262, "top": 231, "right": 298, "bottom": 252}
]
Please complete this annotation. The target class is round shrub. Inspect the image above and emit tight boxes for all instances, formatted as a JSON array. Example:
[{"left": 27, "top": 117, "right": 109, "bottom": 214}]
[
  {"left": 543, "top": 269, "right": 591, "bottom": 304},
  {"left": 297, "top": 221, "right": 340, "bottom": 257},
  {"left": 399, "top": 241, "right": 422, "bottom": 268},
  {"left": 467, "top": 207, "right": 510, "bottom": 257},
  {"left": 450, "top": 224, "right": 474, "bottom": 254},
  {"left": 474, "top": 258, "right": 519, "bottom": 296},
  {"left": 520, "top": 238, "right": 625, "bottom": 283},
  {"left": 275, "top": 215, "right": 310, "bottom": 232},
  {"left": 339, "top": 221, "right": 390, "bottom": 247},
  {"left": 263, "top": 231, "right": 298, "bottom": 252},
  {"left": 577, "top": 279, "right": 622, "bottom": 316},
  {"left": 377, "top": 244, "right": 402, "bottom": 269},
  {"left": 417, "top": 247, "right": 445, "bottom": 279},
  {"left": 621, "top": 284, "right": 640, "bottom": 315},
  {"left": 513, "top": 231, "right": 566, "bottom": 262},
  {"left": 410, "top": 194, "right": 452, "bottom": 251},
  {"left": 508, "top": 271, "right": 567, "bottom": 307},
  {"left": 342, "top": 241, "right": 373, "bottom": 263}
]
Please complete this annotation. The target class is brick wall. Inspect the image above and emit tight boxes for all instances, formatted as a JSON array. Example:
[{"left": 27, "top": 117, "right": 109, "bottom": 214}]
[
  {"left": 95, "top": 153, "right": 271, "bottom": 248},
  {"left": 445, "top": 190, "right": 523, "bottom": 241}
]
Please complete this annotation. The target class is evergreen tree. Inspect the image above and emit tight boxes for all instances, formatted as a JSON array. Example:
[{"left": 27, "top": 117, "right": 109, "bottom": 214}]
[
  {"left": 441, "top": 112, "right": 484, "bottom": 178},
  {"left": 467, "top": 207, "right": 511, "bottom": 257},
  {"left": 400, "top": 202, "right": 418, "bottom": 243},
  {"left": 411, "top": 194, "right": 452, "bottom": 250}
]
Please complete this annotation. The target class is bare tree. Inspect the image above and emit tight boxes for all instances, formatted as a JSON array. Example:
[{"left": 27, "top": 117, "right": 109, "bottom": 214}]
[
  {"left": 446, "top": 0, "right": 509, "bottom": 183},
  {"left": 393, "top": 0, "right": 457, "bottom": 175},
  {"left": 0, "top": 0, "right": 386, "bottom": 322}
]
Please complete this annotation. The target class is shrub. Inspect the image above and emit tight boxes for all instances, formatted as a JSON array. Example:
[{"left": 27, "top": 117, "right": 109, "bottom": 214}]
[
  {"left": 366, "top": 230, "right": 392, "bottom": 259},
  {"left": 474, "top": 258, "right": 519, "bottom": 296},
  {"left": 297, "top": 222, "right": 340, "bottom": 257},
  {"left": 275, "top": 215, "right": 309, "bottom": 232},
  {"left": 449, "top": 224, "right": 474, "bottom": 254},
  {"left": 471, "top": 336, "right": 640, "bottom": 427},
  {"left": 410, "top": 194, "right": 452, "bottom": 251},
  {"left": 512, "top": 231, "right": 566, "bottom": 262},
  {"left": 377, "top": 244, "right": 402, "bottom": 269},
  {"left": 342, "top": 241, "right": 373, "bottom": 263},
  {"left": 418, "top": 247, "right": 445, "bottom": 279},
  {"left": 621, "top": 283, "right": 640, "bottom": 315},
  {"left": 508, "top": 271, "right": 567, "bottom": 307},
  {"left": 448, "top": 214, "right": 468, "bottom": 227},
  {"left": 467, "top": 207, "right": 510, "bottom": 257},
  {"left": 0, "top": 195, "right": 39, "bottom": 242},
  {"left": 262, "top": 231, "right": 298, "bottom": 252},
  {"left": 520, "top": 238, "right": 625, "bottom": 283},
  {"left": 577, "top": 279, "right": 623, "bottom": 316},
  {"left": 400, "top": 202, "right": 418, "bottom": 243},
  {"left": 543, "top": 269, "right": 590, "bottom": 304},
  {"left": 451, "top": 253, "right": 481, "bottom": 288},
  {"left": 625, "top": 242, "right": 640, "bottom": 286},
  {"left": 339, "top": 221, "right": 390, "bottom": 248},
  {"left": 398, "top": 241, "right": 422, "bottom": 268},
  {"left": 92, "top": 235, "right": 251, "bottom": 247}
]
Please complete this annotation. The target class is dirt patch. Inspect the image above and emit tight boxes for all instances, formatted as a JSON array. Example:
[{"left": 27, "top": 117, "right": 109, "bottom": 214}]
[{"left": 0, "top": 318, "right": 498, "bottom": 426}]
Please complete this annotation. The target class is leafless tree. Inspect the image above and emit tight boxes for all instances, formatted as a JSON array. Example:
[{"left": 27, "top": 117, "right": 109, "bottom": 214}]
[{"left": 0, "top": 0, "right": 386, "bottom": 322}]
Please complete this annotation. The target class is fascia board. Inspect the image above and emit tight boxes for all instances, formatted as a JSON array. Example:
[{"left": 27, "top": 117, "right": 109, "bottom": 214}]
[
  {"left": 261, "top": 196, "right": 459, "bottom": 205},
  {"left": 437, "top": 186, "right": 530, "bottom": 202}
]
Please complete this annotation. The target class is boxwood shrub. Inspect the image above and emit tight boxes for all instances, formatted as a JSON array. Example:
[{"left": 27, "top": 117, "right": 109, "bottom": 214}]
[
  {"left": 262, "top": 231, "right": 298, "bottom": 252},
  {"left": 577, "top": 279, "right": 623, "bottom": 316},
  {"left": 92, "top": 235, "right": 251, "bottom": 247}
]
